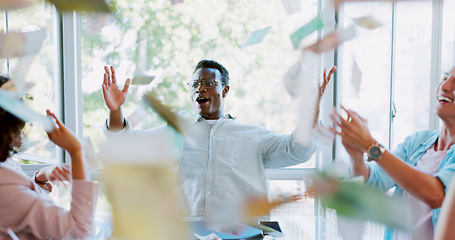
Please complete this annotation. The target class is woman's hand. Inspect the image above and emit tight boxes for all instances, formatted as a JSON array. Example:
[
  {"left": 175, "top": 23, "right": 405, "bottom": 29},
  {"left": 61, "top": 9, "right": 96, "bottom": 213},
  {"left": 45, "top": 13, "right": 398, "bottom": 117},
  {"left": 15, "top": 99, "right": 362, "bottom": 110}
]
[
  {"left": 318, "top": 66, "right": 337, "bottom": 101},
  {"left": 46, "top": 110, "right": 81, "bottom": 157},
  {"left": 45, "top": 110, "right": 88, "bottom": 181},
  {"left": 35, "top": 164, "right": 71, "bottom": 184},
  {"left": 329, "top": 106, "right": 376, "bottom": 152},
  {"left": 341, "top": 140, "right": 364, "bottom": 162}
]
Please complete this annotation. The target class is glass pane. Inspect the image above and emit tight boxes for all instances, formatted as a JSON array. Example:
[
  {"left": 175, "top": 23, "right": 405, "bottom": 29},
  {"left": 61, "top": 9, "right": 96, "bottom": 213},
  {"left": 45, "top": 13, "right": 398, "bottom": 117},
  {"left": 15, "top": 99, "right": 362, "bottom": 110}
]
[
  {"left": 336, "top": 2, "right": 393, "bottom": 159},
  {"left": 81, "top": 0, "right": 319, "bottom": 169},
  {"left": 326, "top": 209, "right": 386, "bottom": 240},
  {"left": 0, "top": 12, "right": 6, "bottom": 74},
  {"left": 441, "top": 0, "right": 455, "bottom": 70},
  {"left": 268, "top": 180, "right": 320, "bottom": 239},
  {"left": 392, "top": 1, "right": 432, "bottom": 149},
  {"left": 6, "top": 3, "right": 59, "bottom": 163}
]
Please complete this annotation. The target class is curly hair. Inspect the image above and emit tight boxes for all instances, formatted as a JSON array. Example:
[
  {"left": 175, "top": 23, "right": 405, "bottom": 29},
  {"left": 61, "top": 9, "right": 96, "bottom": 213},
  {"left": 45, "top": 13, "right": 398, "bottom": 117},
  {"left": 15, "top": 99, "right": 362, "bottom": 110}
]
[
  {"left": 0, "top": 75, "right": 8, "bottom": 86},
  {"left": 0, "top": 108, "right": 25, "bottom": 162},
  {"left": 0, "top": 76, "right": 25, "bottom": 162},
  {"left": 193, "top": 60, "right": 230, "bottom": 86}
]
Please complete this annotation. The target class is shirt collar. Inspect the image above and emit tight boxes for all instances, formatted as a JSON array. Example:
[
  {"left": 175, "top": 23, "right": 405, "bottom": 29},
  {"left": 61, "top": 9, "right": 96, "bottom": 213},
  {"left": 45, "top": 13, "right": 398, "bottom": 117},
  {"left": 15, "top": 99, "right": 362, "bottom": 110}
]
[
  {"left": 420, "top": 131, "right": 455, "bottom": 151},
  {"left": 196, "top": 113, "right": 236, "bottom": 122},
  {"left": 421, "top": 131, "right": 440, "bottom": 148}
]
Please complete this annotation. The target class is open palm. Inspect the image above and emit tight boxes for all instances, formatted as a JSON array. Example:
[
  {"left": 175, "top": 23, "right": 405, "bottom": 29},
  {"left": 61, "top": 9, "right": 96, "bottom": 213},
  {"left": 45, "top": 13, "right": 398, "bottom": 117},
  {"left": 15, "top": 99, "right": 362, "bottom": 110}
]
[{"left": 102, "top": 66, "right": 131, "bottom": 111}]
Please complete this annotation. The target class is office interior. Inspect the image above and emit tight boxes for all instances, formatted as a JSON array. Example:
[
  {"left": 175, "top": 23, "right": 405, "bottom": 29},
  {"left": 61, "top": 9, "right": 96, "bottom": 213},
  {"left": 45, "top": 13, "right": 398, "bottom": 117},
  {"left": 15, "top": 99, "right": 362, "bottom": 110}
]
[{"left": 1, "top": 0, "right": 454, "bottom": 239}]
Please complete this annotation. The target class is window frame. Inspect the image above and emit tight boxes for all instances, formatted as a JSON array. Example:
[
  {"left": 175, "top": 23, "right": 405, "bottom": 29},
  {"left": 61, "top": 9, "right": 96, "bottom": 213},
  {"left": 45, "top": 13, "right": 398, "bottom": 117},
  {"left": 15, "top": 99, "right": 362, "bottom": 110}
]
[
  {"left": 334, "top": 0, "right": 443, "bottom": 157},
  {"left": 3, "top": 6, "right": 64, "bottom": 175},
  {"left": 333, "top": 0, "right": 445, "bottom": 239},
  {"left": 10, "top": 0, "right": 444, "bottom": 176}
]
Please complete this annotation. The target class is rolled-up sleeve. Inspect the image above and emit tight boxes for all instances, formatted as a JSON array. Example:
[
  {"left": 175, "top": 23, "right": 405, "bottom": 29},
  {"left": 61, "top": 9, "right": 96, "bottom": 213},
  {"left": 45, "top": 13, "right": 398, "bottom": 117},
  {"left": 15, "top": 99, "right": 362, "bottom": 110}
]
[
  {"left": 365, "top": 163, "right": 396, "bottom": 192},
  {"left": 365, "top": 130, "right": 439, "bottom": 192},
  {"left": 435, "top": 163, "right": 455, "bottom": 193},
  {"left": 364, "top": 143, "right": 409, "bottom": 191}
]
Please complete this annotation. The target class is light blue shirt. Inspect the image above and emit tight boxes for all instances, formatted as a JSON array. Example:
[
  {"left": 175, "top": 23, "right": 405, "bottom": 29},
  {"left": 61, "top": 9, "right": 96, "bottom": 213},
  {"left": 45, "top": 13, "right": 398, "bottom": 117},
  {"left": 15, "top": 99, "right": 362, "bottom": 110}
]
[
  {"left": 105, "top": 114, "right": 315, "bottom": 217},
  {"left": 365, "top": 130, "right": 455, "bottom": 239}
]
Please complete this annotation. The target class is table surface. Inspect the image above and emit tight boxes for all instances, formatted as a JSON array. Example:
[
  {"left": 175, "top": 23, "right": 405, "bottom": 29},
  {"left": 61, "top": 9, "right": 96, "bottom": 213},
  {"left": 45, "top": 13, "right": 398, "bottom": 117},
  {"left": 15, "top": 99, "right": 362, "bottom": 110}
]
[{"left": 89, "top": 213, "right": 345, "bottom": 240}]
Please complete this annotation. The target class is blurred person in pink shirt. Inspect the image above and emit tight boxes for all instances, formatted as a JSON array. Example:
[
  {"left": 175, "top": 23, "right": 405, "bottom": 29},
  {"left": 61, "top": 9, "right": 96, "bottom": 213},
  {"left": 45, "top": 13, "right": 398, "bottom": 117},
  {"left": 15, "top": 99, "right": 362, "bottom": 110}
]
[{"left": 0, "top": 102, "right": 99, "bottom": 239}]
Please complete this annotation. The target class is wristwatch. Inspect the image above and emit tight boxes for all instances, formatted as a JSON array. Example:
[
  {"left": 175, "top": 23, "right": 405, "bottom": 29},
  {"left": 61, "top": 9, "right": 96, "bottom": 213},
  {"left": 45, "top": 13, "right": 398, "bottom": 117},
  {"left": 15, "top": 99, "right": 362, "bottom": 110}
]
[{"left": 366, "top": 143, "right": 385, "bottom": 162}]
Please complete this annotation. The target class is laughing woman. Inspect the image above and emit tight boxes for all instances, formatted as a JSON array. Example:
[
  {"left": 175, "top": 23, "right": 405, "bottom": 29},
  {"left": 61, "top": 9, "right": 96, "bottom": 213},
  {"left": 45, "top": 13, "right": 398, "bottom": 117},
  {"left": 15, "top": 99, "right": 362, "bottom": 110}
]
[
  {"left": 0, "top": 109, "right": 99, "bottom": 239},
  {"left": 330, "top": 66, "right": 455, "bottom": 240}
]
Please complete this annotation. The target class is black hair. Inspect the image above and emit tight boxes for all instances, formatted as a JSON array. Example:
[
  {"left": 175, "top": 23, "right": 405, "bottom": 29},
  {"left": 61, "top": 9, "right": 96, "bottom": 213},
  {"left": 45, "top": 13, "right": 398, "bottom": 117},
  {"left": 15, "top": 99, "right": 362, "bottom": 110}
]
[
  {"left": 0, "top": 75, "right": 9, "bottom": 87},
  {"left": 0, "top": 76, "right": 25, "bottom": 162},
  {"left": 193, "top": 60, "right": 229, "bottom": 86}
]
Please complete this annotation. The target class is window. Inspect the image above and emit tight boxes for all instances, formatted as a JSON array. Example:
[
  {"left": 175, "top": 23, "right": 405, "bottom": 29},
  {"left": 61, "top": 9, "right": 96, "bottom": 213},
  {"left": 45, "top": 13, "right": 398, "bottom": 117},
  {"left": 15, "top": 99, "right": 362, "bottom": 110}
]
[
  {"left": 336, "top": 1, "right": 436, "bottom": 159},
  {"left": 80, "top": 0, "right": 326, "bottom": 172},
  {"left": 2, "top": 4, "right": 61, "bottom": 169},
  {"left": 336, "top": 1, "right": 394, "bottom": 160},
  {"left": 5, "top": 0, "right": 451, "bottom": 239},
  {"left": 79, "top": 1, "right": 329, "bottom": 236},
  {"left": 392, "top": 1, "right": 433, "bottom": 148},
  {"left": 441, "top": 0, "right": 455, "bottom": 71},
  {"left": 269, "top": 180, "right": 320, "bottom": 239},
  {"left": 336, "top": 1, "right": 440, "bottom": 239}
]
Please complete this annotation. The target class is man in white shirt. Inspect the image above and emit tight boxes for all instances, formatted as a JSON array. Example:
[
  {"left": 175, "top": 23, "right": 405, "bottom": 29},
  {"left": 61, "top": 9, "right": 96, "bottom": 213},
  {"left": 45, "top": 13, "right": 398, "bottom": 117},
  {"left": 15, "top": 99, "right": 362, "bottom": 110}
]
[{"left": 102, "top": 60, "right": 335, "bottom": 216}]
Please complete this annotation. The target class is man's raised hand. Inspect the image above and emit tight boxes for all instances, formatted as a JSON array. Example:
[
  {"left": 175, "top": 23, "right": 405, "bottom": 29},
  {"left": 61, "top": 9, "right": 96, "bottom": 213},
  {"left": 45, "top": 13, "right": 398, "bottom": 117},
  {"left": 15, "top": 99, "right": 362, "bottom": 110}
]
[{"left": 102, "top": 66, "right": 131, "bottom": 111}]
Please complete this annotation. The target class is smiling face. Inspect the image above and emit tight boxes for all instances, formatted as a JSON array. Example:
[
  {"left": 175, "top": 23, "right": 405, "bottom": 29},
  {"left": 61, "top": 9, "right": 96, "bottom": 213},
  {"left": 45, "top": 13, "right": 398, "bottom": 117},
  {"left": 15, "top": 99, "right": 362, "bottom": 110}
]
[
  {"left": 436, "top": 66, "right": 455, "bottom": 119},
  {"left": 190, "top": 68, "right": 229, "bottom": 120}
]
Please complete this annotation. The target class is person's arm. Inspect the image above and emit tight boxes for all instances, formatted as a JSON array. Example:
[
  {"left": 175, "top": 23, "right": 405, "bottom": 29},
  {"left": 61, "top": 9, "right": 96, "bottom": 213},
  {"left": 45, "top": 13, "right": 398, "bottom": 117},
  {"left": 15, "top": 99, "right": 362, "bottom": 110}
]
[
  {"left": 102, "top": 66, "right": 131, "bottom": 131},
  {"left": 313, "top": 66, "right": 337, "bottom": 127},
  {"left": 0, "top": 170, "right": 98, "bottom": 239},
  {"left": 0, "top": 111, "right": 99, "bottom": 239},
  {"left": 372, "top": 150, "right": 444, "bottom": 208},
  {"left": 341, "top": 139, "right": 371, "bottom": 180},
  {"left": 262, "top": 129, "right": 316, "bottom": 169},
  {"left": 435, "top": 177, "right": 455, "bottom": 240},
  {"left": 330, "top": 107, "right": 445, "bottom": 208},
  {"left": 33, "top": 164, "right": 71, "bottom": 192},
  {"left": 46, "top": 110, "right": 87, "bottom": 181},
  {"left": 263, "top": 67, "right": 337, "bottom": 169}
]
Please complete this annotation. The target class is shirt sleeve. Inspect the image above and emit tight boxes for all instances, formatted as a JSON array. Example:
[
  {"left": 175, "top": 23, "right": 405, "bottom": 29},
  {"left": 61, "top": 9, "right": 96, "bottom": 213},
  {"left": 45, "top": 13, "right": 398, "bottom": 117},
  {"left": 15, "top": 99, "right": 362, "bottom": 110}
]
[
  {"left": 365, "top": 130, "right": 434, "bottom": 192},
  {"left": 103, "top": 118, "right": 167, "bottom": 138},
  {"left": 4, "top": 180, "right": 100, "bottom": 239},
  {"left": 435, "top": 163, "right": 455, "bottom": 193},
  {"left": 262, "top": 128, "right": 316, "bottom": 169},
  {"left": 364, "top": 162, "right": 397, "bottom": 192}
]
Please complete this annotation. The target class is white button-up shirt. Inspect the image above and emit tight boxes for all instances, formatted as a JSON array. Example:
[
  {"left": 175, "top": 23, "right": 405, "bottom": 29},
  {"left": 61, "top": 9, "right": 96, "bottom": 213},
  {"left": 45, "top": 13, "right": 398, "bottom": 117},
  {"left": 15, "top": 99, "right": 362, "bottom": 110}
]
[{"left": 104, "top": 114, "right": 315, "bottom": 217}]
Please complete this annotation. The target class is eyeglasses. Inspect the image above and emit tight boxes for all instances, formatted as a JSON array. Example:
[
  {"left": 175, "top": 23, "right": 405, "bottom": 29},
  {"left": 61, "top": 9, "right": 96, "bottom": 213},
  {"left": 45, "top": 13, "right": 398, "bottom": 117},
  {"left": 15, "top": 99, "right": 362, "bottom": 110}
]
[{"left": 187, "top": 79, "right": 221, "bottom": 89}]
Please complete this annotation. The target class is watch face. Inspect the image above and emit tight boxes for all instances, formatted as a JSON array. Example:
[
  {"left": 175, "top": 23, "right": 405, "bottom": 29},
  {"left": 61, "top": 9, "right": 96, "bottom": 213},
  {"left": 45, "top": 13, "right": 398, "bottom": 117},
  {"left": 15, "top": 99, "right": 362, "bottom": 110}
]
[{"left": 368, "top": 146, "right": 382, "bottom": 159}]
